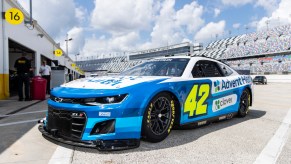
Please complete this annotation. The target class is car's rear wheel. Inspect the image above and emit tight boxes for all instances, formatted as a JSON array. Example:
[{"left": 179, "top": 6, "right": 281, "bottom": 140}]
[
  {"left": 238, "top": 89, "right": 250, "bottom": 117},
  {"left": 142, "top": 93, "right": 175, "bottom": 142}
]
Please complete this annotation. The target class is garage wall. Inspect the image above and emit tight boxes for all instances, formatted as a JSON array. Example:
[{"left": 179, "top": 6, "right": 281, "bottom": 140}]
[{"left": 0, "top": 0, "right": 80, "bottom": 99}]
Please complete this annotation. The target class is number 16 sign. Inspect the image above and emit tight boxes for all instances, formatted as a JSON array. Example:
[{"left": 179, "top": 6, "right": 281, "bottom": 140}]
[{"left": 5, "top": 8, "right": 24, "bottom": 25}]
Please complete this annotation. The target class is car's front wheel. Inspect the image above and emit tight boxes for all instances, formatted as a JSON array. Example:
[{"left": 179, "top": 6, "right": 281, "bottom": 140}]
[
  {"left": 142, "top": 93, "right": 175, "bottom": 142},
  {"left": 238, "top": 89, "right": 250, "bottom": 117}
]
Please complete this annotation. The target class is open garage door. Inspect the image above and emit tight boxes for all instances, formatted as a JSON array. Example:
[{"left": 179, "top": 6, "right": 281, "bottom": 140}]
[{"left": 8, "top": 39, "right": 35, "bottom": 96}]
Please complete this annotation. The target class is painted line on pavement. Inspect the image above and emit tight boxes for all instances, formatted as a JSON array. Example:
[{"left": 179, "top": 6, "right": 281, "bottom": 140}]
[
  {"left": 0, "top": 99, "right": 45, "bottom": 121},
  {"left": 0, "top": 118, "right": 41, "bottom": 127},
  {"left": 48, "top": 145, "right": 74, "bottom": 164},
  {"left": 254, "top": 108, "right": 291, "bottom": 164},
  {"left": 0, "top": 110, "right": 46, "bottom": 117}
]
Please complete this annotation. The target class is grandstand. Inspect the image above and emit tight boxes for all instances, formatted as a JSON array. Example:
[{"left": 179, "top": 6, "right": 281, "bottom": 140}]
[
  {"left": 77, "top": 24, "right": 291, "bottom": 75},
  {"left": 77, "top": 42, "right": 195, "bottom": 75},
  {"left": 195, "top": 24, "right": 291, "bottom": 74},
  {"left": 77, "top": 56, "right": 143, "bottom": 73}
]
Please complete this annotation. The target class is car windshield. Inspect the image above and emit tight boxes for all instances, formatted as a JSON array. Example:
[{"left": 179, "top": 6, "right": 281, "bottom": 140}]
[
  {"left": 254, "top": 76, "right": 264, "bottom": 79},
  {"left": 120, "top": 58, "right": 189, "bottom": 77}
]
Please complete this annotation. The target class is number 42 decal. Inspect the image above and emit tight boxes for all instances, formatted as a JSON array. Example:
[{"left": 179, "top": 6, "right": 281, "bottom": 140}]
[{"left": 184, "top": 84, "right": 210, "bottom": 117}]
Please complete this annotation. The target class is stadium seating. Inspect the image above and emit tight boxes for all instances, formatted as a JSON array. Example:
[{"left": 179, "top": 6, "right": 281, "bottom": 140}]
[
  {"left": 222, "top": 25, "right": 291, "bottom": 59},
  {"left": 77, "top": 56, "right": 143, "bottom": 73},
  {"left": 76, "top": 24, "right": 291, "bottom": 75},
  {"left": 226, "top": 55, "right": 291, "bottom": 74}
]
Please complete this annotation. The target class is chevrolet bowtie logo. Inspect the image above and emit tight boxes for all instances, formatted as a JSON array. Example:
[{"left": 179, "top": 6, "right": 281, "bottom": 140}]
[{"left": 54, "top": 97, "right": 63, "bottom": 103}]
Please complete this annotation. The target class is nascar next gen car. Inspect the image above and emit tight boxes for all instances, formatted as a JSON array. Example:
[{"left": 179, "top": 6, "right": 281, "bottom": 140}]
[{"left": 39, "top": 56, "right": 253, "bottom": 150}]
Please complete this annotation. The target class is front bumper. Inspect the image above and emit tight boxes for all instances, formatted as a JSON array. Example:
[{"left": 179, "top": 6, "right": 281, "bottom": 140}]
[{"left": 39, "top": 124, "right": 140, "bottom": 151}]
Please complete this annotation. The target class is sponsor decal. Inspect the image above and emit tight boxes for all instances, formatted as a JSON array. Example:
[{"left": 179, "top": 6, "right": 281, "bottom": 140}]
[
  {"left": 218, "top": 115, "right": 226, "bottom": 120},
  {"left": 214, "top": 80, "right": 220, "bottom": 92},
  {"left": 88, "top": 79, "right": 123, "bottom": 86},
  {"left": 71, "top": 112, "right": 84, "bottom": 117},
  {"left": 87, "top": 76, "right": 142, "bottom": 86},
  {"left": 99, "top": 112, "right": 111, "bottom": 117},
  {"left": 198, "top": 120, "right": 207, "bottom": 126},
  {"left": 213, "top": 94, "right": 237, "bottom": 112},
  {"left": 213, "top": 76, "right": 252, "bottom": 93}
]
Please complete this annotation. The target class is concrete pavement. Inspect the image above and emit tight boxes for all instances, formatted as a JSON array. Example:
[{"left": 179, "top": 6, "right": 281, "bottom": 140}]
[{"left": 0, "top": 83, "right": 290, "bottom": 164}]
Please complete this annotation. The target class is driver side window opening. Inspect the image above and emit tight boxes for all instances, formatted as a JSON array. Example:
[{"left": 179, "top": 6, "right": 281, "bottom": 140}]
[{"left": 191, "top": 60, "right": 223, "bottom": 78}]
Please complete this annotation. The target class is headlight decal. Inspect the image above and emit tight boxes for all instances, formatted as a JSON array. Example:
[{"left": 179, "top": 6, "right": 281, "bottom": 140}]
[{"left": 82, "top": 94, "right": 128, "bottom": 106}]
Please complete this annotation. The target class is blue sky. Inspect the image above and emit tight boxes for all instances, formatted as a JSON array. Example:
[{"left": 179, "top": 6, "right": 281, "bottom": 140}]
[{"left": 18, "top": 0, "right": 291, "bottom": 59}]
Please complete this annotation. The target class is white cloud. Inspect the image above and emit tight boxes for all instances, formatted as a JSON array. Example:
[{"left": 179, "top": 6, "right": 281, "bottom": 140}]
[
  {"left": 214, "top": 8, "right": 221, "bottom": 17},
  {"left": 256, "top": 0, "right": 291, "bottom": 30},
  {"left": 17, "top": 0, "right": 87, "bottom": 59},
  {"left": 149, "top": 0, "right": 179, "bottom": 47},
  {"left": 147, "top": 0, "right": 204, "bottom": 48},
  {"left": 221, "top": 0, "right": 253, "bottom": 6},
  {"left": 221, "top": 0, "right": 279, "bottom": 14},
  {"left": 255, "top": 0, "right": 280, "bottom": 14},
  {"left": 176, "top": 1, "right": 204, "bottom": 32},
  {"left": 18, "top": 0, "right": 207, "bottom": 57},
  {"left": 65, "top": 27, "right": 85, "bottom": 57},
  {"left": 81, "top": 32, "right": 140, "bottom": 56},
  {"left": 90, "top": 0, "right": 154, "bottom": 34},
  {"left": 194, "top": 20, "right": 226, "bottom": 43},
  {"left": 18, "top": 0, "right": 78, "bottom": 38},
  {"left": 83, "top": 0, "right": 205, "bottom": 54},
  {"left": 75, "top": 6, "right": 88, "bottom": 23},
  {"left": 233, "top": 23, "right": 241, "bottom": 29}
]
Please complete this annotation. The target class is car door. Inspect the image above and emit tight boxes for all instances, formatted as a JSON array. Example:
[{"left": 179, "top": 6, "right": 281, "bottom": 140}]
[{"left": 181, "top": 60, "right": 237, "bottom": 125}]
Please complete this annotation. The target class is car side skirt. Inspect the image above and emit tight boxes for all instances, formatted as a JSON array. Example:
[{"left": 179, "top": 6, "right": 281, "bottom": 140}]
[{"left": 178, "top": 112, "right": 238, "bottom": 129}]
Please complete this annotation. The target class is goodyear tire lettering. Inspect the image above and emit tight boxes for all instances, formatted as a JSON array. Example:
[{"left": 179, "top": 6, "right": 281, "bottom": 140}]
[{"left": 168, "top": 100, "right": 175, "bottom": 133}]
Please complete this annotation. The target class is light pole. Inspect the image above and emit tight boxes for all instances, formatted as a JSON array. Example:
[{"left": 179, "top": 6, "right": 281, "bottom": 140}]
[
  {"left": 65, "top": 34, "right": 73, "bottom": 56},
  {"left": 64, "top": 34, "right": 72, "bottom": 82},
  {"left": 265, "top": 20, "right": 270, "bottom": 30},
  {"left": 75, "top": 53, "right": 79, "bottom": 62}
]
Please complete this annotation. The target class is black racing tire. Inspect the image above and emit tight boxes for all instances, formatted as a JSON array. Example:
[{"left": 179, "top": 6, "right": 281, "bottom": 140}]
[
  {"left": 238, "top": 89, "right": 250, "bottom": 117},
  {"left": 141, "top": 92, "right": 175, "bottom": 143}
]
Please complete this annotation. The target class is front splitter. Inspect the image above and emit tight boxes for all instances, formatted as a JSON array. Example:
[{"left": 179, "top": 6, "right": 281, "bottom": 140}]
[{"left": 38, "top": 125, "right": 140, "bottom": 151}]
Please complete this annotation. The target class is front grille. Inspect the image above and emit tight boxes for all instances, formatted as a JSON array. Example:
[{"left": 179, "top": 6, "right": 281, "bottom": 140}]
[
  {"left": 50, "top": 95, "right": 82, "bottom": 104},
  {"left": 47, "top": 106, "right": 87, "bottom": 140}
]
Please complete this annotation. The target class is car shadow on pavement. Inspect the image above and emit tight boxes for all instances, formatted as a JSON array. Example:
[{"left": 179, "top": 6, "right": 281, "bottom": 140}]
[{"left": 52, "top": 109, "right": 266, "bottom": 154}]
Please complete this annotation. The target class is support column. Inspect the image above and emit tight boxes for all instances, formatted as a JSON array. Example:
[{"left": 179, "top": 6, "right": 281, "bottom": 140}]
[
  {"left": 0, "top": 0, "right": 10, "bottom": 99},
  {"left": 35, "top": 52, "right": 41, "bottom": 76}
]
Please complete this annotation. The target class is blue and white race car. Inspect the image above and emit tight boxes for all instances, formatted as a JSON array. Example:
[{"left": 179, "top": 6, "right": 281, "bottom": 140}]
[{"left": 39, "top": 56, "right": 253, "bottom": 150}]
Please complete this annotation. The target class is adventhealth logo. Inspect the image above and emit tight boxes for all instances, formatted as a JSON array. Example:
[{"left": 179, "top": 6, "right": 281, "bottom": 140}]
[
  {"left": 214, "top": 80, "right": 220, "bottom": 92},
  {"left": 213, "top": 94, "right": 237, "bottom": 112},
  {"left": 214, "top": 76, "right": 252, "bottom": 93}
]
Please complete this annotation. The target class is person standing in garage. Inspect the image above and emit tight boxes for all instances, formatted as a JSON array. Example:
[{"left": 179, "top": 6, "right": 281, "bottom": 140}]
[
  {"left": 14, "top": 53, "right": 32, "bottom": 101},
  {"left": 39, "top": 60, "right": 51, "bottom": 94}
]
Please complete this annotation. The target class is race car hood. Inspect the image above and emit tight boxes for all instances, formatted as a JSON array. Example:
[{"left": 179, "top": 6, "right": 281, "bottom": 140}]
[
  {"left": 51, "top": 76, "right": 170, "bottom": 98},
  {"left": 61, "top": 76, "right": 169, "bottom": 90}
]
